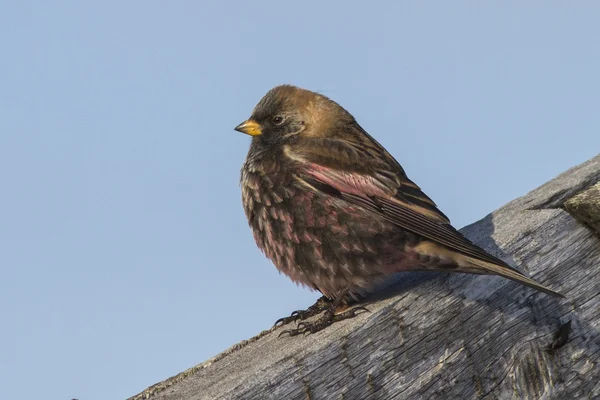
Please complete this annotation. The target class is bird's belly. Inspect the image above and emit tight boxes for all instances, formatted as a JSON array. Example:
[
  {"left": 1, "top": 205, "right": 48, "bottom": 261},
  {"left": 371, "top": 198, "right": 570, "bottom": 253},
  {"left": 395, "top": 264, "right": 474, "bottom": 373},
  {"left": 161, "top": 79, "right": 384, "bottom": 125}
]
[{"left": 242, "top": 179, "right": 417, "bottom": 297}]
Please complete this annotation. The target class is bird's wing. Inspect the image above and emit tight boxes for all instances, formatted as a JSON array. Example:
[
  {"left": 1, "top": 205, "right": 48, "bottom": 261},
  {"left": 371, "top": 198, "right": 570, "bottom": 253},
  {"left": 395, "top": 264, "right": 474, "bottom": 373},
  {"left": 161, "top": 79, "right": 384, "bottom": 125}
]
[{"left": 285, "top": 134, "right": 510, "bottom": 268}]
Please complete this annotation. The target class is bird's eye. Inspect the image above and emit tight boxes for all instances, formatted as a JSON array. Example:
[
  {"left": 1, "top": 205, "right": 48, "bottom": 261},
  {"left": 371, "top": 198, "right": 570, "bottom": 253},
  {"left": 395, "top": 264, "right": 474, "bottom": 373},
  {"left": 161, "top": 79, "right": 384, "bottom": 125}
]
[{"left": 272, "top": 115, "right": 284, "bottom": 125}]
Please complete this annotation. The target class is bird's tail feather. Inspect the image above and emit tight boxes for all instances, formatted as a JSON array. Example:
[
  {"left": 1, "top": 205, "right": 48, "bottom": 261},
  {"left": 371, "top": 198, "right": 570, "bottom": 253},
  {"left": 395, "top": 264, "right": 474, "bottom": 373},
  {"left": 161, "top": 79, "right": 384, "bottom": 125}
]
[{"left": 464, "top": 258, "right": 565, "bottom": 298}]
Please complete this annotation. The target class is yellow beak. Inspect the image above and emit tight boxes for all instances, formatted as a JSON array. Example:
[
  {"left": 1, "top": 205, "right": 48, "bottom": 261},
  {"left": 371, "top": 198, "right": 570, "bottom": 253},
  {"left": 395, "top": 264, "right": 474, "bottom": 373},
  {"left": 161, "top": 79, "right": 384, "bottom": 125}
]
[{"left": 234, "top": 119, "right": 262, "bottom": 136}]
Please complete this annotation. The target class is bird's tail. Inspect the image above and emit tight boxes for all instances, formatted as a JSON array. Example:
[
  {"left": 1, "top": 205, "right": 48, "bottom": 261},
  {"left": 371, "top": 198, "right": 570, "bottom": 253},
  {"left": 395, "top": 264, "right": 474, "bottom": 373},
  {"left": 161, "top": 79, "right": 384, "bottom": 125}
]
[{"left": 462, "top": 257, "right": 565, "bottom": 298}]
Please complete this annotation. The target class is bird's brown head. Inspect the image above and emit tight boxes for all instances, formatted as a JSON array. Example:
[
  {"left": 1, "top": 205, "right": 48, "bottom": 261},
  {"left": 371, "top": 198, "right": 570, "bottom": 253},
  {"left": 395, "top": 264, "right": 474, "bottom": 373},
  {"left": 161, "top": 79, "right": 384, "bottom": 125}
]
[{"left": 234, "top": 85, "right": 353, "bottom": 144}]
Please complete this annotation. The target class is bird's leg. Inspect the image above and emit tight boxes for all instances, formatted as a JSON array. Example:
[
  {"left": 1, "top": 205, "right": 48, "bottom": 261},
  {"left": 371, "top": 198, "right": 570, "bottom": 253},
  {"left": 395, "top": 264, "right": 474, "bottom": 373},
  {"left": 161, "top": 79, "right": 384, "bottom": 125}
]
[
  {"left": 279, "top": 292, "right": 369, "bottom": 336},
  {"left": 273, "top": 296, "right": 332, "bottom": 327}
]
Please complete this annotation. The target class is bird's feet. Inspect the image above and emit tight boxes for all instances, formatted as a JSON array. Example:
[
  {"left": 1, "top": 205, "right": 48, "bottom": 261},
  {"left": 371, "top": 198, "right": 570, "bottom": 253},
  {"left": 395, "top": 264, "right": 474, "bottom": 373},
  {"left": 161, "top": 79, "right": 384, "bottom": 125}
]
[
  {"left": 273, "top": 296, "right": 332, "bottom": 327},
  {"left": 278, "top": 305, "right": 369, "bottom": 337}
]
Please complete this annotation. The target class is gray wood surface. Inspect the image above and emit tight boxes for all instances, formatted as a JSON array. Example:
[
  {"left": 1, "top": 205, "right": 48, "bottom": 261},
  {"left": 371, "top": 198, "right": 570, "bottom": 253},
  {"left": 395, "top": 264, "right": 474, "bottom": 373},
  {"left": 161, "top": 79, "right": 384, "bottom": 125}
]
[
  {"left": 565, "top": 182, "right": 600, "bottom": 235},
  {"left": 130, "top": 155, "right": 600, "bottom": 400}
]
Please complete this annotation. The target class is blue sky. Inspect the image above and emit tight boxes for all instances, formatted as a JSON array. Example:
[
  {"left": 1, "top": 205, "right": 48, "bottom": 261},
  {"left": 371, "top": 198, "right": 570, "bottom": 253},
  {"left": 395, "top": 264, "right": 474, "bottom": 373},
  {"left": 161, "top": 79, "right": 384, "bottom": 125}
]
[{"left": 1, "top": 2, "right": 599, "bottom": 399}]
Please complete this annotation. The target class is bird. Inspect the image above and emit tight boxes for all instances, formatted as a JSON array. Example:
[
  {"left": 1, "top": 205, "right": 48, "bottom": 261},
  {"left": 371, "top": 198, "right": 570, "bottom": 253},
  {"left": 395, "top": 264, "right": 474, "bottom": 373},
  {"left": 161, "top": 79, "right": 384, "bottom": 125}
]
[{"left": 235, "top": 85, "right": 563, "bottom": 336}]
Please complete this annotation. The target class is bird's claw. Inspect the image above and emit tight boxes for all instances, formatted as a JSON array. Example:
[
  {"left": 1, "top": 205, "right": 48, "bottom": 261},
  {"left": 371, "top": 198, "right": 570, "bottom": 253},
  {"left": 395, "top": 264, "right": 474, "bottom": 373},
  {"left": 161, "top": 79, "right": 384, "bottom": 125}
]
[
  {"left": 278, "top": 319, "right": 331, "bottom": 337},
  {"left": 272, "top": 296, "right": 332, "bottom": 328},
  {"left": 333, "top": 306, "right": 370, "bottom": 321},
  {"left": 278, "top": 305, "right": 369, "bottom": 337},
  {"left": 278, "top": 326, "right": 309, "bottom": 337},
  {"left": 273, "top": 310, "right": 304, "bottom": 327}
]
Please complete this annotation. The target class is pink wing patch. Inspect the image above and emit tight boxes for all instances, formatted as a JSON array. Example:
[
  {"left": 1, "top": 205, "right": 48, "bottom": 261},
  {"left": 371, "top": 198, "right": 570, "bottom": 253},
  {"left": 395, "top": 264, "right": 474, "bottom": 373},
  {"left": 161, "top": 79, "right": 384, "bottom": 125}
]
[{"left": 303, "top": 162, "right": 394, "bottom": 198}]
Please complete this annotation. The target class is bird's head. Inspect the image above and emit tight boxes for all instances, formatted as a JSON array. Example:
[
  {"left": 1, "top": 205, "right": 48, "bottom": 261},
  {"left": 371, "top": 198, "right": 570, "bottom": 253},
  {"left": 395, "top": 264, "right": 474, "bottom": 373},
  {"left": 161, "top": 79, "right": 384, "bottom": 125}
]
[{"left": 234, "top": 85, "right": 353, "bottom": 144}]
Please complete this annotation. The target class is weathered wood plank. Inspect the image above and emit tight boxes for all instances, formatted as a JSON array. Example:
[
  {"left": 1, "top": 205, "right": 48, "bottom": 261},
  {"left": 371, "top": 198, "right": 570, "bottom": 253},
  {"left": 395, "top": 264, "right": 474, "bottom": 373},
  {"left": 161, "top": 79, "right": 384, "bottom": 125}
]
[
  {"left": 565, "top": 182, "right": 600, "bottom": 236},
  {"left": 130, "top": 155, "right": 600, "bottom": 400}
]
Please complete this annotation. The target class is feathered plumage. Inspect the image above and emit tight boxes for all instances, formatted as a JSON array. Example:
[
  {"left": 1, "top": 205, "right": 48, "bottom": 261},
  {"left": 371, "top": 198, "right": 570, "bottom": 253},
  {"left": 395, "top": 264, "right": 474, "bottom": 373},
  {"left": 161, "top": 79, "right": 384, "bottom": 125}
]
[{"left": 236, "top": 85, "right": 563, "bottom": 334}]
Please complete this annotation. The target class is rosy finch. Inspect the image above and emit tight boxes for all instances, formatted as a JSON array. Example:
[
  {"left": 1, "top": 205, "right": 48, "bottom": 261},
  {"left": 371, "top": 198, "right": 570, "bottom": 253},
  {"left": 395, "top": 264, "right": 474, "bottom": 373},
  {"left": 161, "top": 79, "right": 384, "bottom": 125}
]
[{"left": 235, "top": 85, "right": 563, "bottom": 336}]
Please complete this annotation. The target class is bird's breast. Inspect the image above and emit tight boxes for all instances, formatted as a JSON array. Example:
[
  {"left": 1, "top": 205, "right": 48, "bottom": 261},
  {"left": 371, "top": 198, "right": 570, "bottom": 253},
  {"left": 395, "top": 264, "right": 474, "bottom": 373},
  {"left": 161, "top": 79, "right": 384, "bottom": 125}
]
[
  {"left": 240, "top": 157, "right": 414, "bottom": 296},
  {"left": 241, "top": 161, "right": 307, "bottom": 282}
]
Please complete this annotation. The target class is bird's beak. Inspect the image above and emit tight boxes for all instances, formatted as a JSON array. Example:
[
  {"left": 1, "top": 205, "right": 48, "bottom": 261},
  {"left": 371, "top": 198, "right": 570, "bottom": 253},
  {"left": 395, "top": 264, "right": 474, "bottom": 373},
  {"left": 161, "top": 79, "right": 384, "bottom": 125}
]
[{"left": 234, "top": 119, "right": 262, "bottom": 136}]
